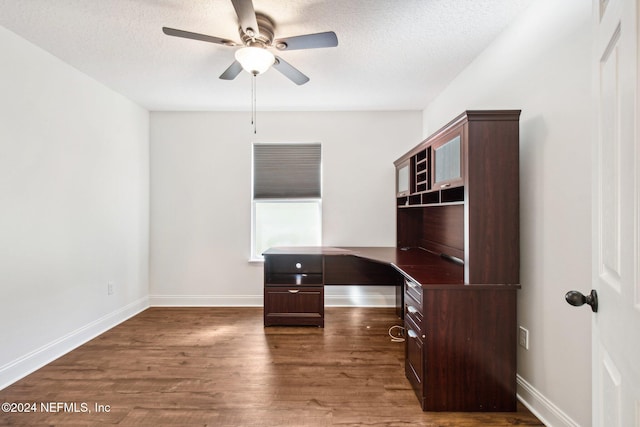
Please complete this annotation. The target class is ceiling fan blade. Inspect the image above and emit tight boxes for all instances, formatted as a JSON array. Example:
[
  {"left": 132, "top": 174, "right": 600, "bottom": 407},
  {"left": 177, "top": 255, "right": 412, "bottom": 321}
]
[
  {"left": 273, "top": 56, "right": 310, "bottom": 85},
  {"left": 230, "top": 0, "right": 259, "bottom": 35},
  {"left": 220, "top": 60, "right": 243, "bottom": 80},
  {"left": 162, "top": 27, "right": 237, "bottom": 46},
  {"left": 274, "top": 31, "right": 338, "bottom": 51}
]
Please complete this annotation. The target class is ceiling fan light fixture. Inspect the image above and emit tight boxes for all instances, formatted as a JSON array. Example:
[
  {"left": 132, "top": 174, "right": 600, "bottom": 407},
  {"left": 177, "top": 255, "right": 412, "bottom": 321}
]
[{"left": 235, "top": 46, "right": 275, "bottom": 75}]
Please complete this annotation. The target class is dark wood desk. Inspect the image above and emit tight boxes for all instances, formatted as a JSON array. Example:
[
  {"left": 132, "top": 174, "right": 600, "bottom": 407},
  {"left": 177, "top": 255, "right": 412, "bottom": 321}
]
[
  {"left": 263, "top": 111, "right": 521, "bottom": 412},
  {"left": 262, "top": 246, "right": 518, "bottom": 412}
]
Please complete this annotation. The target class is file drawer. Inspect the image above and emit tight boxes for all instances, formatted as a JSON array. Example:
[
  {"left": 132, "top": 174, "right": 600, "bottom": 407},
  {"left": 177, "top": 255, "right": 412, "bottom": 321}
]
[{"left": 263, "top": 286, "right": 324, "bottom": 327}]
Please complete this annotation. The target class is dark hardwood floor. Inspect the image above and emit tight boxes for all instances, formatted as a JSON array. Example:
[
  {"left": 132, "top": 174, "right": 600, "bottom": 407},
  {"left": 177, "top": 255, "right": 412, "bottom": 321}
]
[{"left": 0, "top": 307, "right": 543, "bottom": 426}]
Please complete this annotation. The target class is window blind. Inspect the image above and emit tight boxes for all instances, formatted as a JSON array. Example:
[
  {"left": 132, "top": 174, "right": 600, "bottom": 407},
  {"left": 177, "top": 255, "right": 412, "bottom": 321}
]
[{"left": 253, "top": 143, "right": 321, "bottom": 199}]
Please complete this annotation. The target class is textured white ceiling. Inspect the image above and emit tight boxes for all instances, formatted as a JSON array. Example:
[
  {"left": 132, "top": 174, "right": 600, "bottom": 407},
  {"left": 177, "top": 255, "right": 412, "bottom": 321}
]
[{"left": 0, "top": 0, "right": 532, "bottom": 111}]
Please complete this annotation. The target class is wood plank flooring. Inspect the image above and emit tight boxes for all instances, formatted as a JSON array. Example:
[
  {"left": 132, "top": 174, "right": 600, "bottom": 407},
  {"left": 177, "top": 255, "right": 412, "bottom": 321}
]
[{"left": 0, "top": 307, "right": 544, "bottom": 426}]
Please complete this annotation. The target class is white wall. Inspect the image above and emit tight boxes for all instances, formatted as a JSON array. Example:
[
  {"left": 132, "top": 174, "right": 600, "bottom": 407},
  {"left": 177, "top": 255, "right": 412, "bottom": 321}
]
[
  {"left": 0, "top": 26, "right": 150, "bottom": 388},
  {"left": 149, "top": 111, "right": 422, "bottom": 306},
  {"left": 422, "top": 0, "right": 592, "bottom": 426}
]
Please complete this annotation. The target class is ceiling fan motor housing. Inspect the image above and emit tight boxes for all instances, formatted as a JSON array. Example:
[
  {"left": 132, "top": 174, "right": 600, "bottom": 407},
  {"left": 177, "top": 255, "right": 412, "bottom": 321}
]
[{"left": 240, "top": 13, "right": 275, "bottom": 48}]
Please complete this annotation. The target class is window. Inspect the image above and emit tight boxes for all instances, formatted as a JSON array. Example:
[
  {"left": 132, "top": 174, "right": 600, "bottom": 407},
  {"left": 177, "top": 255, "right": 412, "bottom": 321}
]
[{"left": 251, "top": 143, "right": 322, "bottom": 260}]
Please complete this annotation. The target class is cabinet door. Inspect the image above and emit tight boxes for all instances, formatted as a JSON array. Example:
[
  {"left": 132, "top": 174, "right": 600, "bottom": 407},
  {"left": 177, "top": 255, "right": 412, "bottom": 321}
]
[
  {"left": 432, "top": 131, "right": 463, "bottom": 189},
  {"left": 396, "top": 159, "right": 411, "bottom": 197},
  {"left": 264, "top": 286, "right": 324, "bottom": 327}
]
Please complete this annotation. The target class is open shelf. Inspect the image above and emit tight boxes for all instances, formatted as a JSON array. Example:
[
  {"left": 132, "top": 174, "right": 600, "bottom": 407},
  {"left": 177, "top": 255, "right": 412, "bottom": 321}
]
[
  {"left": 441, "top": 186, "right": 464, "bottom": 203},
  {"left": 396, "top": 186, "right": 464, "bottom": 208},
  {"left": 265, "top": 273, "right": 323, "bottom": 286}
]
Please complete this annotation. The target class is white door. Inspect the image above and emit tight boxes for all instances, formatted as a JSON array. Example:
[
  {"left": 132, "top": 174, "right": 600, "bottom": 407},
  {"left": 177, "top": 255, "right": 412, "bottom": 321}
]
[{"left": 591, "top": 0, "right": 640, "bottom": 425}]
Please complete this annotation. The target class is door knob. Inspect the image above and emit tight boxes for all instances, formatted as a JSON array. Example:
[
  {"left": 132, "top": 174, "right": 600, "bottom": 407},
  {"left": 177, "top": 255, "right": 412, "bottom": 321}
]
[{"left": 565, "top": 289, "right": 598, "bottom": 313}]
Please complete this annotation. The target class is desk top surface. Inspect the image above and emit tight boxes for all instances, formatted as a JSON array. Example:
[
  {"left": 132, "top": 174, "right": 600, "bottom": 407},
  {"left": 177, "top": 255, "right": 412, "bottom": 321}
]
[
  {"left": 264, "top": 246, "right": 470, "bottom": 286},
  {"left": 264, "top": 246, "right": 519, "bottom": 288}
]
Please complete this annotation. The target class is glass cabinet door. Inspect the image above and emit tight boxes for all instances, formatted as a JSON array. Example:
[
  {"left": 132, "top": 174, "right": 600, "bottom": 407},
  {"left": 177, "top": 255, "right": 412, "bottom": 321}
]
[
  {"left": 396, "top": 159, "right": 410, "bottom": 196},
  {"left": 432, "top": 133, "right": 463, "bottom": 189}
]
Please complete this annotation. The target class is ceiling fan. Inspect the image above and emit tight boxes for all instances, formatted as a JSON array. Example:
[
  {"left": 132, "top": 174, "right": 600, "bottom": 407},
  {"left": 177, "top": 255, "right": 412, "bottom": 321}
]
[{"left": 162, "top": 0, "right": 338, "bottom": 85}]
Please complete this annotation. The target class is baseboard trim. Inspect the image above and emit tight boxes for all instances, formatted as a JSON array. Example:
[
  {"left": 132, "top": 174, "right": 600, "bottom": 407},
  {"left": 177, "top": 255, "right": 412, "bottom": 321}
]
[
  {"left": 149, "top": 295, "right": 263, "bottom": 307},
  {"left": 0, "top": 297, "right": 149, "bottom": 391},
  {"left": 517, "top": 374, "right": 581, "bottom": 427}
]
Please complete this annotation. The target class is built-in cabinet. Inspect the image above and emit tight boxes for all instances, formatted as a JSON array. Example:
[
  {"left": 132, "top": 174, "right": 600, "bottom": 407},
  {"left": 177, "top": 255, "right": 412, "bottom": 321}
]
[{"left": 394, "top": 110, "right": 521, "bottom": 411}]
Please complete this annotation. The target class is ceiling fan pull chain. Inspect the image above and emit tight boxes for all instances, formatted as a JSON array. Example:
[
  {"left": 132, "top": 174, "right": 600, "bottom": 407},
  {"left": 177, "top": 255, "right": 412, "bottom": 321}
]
[
  {"left": 252, "top": 72, "right": 257, "bottom": 134},
  {"left": 250, "top": 73, "right": 254, "bottom": 127}
]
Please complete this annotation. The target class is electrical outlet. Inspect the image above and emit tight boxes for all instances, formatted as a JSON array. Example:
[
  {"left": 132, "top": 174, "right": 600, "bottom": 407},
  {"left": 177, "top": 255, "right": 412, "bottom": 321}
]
[
  {"left": 518, "top": 326, "right": 529, "bottom": 350},
  {"left": 107, "top": 281, "right": 114, "bottom": 296}
]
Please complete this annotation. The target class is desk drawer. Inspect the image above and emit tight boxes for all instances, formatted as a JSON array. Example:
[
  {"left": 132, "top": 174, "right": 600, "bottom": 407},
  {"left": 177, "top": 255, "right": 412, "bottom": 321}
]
[
  {"left": 405, "top": 303, "right": 423, "bottom": 333},
  {"left": 405, "top": 326, "right": 424, "bottom": 396},
  {"left": 405, "top": 278, "right": 423, "bottom": 305},
  {"left": 264, "top": 286, "right": 324, "bottom": 327},
  {"left": 265, "top": 255, "right": 323, "bottom": 275}
]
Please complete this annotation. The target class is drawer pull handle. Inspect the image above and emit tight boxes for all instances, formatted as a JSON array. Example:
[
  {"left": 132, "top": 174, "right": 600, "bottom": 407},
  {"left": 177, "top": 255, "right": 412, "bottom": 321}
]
[
  {"left": 288, "top": 289, "right": 300, "bottom": 294},
  {"left": 407, "top": 329, "right": 418, "bottom": 339},
  {"left": 407, "top": 305, "right": 418, "bottom": 314}
]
